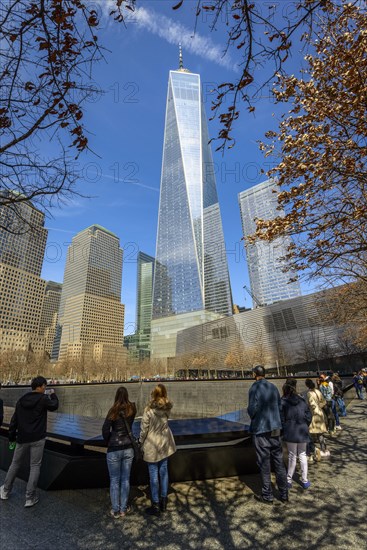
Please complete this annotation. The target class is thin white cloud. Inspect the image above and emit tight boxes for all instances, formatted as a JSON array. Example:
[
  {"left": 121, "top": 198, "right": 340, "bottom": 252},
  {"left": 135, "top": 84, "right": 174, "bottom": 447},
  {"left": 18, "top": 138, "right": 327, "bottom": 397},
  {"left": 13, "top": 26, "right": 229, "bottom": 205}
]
[
  {"left": 46, "top": 227, "right": 76, "bottom": 234},
  {"left": 101, "top": 173, "right": 159, "bottom": 192},
  {"left": 95, "top": 2, "right": 236, "bottom": 71},
  {"left": 133, "top": 7, "right": 235, "bottom": 71}
]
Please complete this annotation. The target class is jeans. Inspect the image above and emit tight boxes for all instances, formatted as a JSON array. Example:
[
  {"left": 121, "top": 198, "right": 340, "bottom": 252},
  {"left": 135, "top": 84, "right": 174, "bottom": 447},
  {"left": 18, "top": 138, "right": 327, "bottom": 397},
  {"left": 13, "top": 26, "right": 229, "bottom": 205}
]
[
  {"left": 253, "top": 433, "right": 288, "bottom": 501},
  {"left": 311, "top": 433, "right": 327, "bottom": 451},
  {"left": 324, "top": 403, "right": 335, "bottom": 431},
  {"left": 335, "top": 396, "right": 347, "bottom": 417},
  {"left": 3, "top": 439, "right": 45, "bottom": 500},
  {"left": 331, "top": 399, "right": 340, "bottom": 426},
  {"left": 107, "top": 447, "right": 134, "bottom": 513},
  {"left": 286, "top": 442, "right": 308, "bottom": 483},
  {"left": 147, "top": 458, "right": 169, "bottom": 503},
  {"left": 306, "top": 435, "right": 315, "bottom": 455},
  {"left": 356, "top": 386, "right": 365, "bottom": 400}
]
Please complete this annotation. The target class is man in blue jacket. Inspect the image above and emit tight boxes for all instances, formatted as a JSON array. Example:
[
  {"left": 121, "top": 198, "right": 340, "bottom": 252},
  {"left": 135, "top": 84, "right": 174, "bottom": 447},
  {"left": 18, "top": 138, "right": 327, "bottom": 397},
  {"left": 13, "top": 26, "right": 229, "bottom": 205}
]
[
  {"left": 0, "top": 376, "right": 59, "bottom": 507},
  {"left": 248, "top": 365, "right": 288, "bottom": 504}
]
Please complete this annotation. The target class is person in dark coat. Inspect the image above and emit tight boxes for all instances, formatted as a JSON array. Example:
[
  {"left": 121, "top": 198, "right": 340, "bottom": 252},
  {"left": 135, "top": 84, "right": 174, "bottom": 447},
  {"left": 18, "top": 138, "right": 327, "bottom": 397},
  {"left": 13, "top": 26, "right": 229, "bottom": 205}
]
[
  {"left": 0, "top": 376, "right": 59, "bottom": 507},
  {"left": 102, "top": 386, "right": 136, "bottom": 519},
  {"left": 353, "top": 371, "right": 364, "bottom": 400},
  {"left": 0, "top": 383, "right": 3, "bottom": 427},
  {"left": 248, "top": 365, "right": 288, "bottom": 504},
  {"left": 281, "top": 383, "right": 312, "bottom": 489}
]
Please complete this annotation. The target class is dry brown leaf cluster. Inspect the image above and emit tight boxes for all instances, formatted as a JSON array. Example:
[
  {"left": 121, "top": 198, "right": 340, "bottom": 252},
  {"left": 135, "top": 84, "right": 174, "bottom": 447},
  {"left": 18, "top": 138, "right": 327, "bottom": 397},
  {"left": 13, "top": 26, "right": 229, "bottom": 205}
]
[{"left": 254, "top": 3, "right": 367, "bottom": 286}]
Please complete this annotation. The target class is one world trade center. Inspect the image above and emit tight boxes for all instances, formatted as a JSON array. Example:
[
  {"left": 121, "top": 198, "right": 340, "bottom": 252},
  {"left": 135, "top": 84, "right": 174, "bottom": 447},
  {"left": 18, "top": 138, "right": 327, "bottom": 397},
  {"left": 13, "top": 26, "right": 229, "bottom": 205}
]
[{"left": 151, "top": 51, "right": 232, "bottom": 359}]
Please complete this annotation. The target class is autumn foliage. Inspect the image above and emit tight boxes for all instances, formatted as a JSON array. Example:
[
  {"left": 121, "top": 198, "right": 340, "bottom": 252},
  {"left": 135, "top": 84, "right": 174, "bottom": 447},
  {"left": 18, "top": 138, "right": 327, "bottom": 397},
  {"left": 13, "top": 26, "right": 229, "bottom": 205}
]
[{"left": 254, "top": 3, "right": 367, "bottom": 285}]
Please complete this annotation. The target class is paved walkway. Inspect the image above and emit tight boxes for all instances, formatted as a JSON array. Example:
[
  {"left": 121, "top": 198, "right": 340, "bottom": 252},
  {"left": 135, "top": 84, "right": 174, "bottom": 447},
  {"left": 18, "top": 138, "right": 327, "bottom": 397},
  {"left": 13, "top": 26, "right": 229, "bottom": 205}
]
[{"left": 0, "top": 401, "right": 366, "bottom": 550}]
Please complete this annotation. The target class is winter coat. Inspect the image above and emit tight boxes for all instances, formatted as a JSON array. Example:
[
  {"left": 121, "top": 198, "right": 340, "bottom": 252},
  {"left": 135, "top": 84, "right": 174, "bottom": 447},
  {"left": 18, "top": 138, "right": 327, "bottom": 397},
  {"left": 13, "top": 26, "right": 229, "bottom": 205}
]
[
  {"left": 0, "top": 397, "right": 3, "bottom": 427},
  {"left": 9, "top": 391, "right": 59, "bottom": 443},
  {"left": 332, "top": 379, "right": 344, "bottom": 398},
  {"left": 280, "top": 394, "right": 312, "bottom": 443},
  {"left": 306, "top": 389, "right": 327, "bottom": 434},
  {"left": 139, "top": 400, "right": 176, "bottom": 463},
  {"left": 248, "top": 378, "right": 282, "bottom": 435},
  {"left": 102, "top": 403, "right": 136, "bottom": 451}
]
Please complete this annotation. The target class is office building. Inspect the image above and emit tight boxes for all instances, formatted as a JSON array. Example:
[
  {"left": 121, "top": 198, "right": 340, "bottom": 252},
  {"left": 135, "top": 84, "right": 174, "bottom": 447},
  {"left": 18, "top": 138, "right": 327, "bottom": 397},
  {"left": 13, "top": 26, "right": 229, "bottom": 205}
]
[
  {"left": 176, "top": 287, "right": 346, "bottom": 372},
  {"left": 53, "top": 225, "right": 125, "bottom": 363},
  {"left": 39, "top": 281, "right": 62, "bottom": 356},
  {"left": 135, "top": 252, "right": 155, "bottom": 359},
  {"left": 239, "top": 179, "right": 302, "bottom": 307},
  {"left": 0, "top": 194, "right": 47, "bottom": 276},
  {"left": 151, "top": 51, "right": 232, "bottom": 359},
  {"left": 0, "top": 196, "right": 47, "bottom": 354}
]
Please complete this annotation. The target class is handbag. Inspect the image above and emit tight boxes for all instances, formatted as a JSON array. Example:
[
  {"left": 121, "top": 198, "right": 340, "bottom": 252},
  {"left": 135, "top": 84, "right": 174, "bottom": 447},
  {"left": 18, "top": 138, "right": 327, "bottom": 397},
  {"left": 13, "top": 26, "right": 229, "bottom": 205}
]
[{"left": 121, "top": 413, "right": 143, "bottom": 461}]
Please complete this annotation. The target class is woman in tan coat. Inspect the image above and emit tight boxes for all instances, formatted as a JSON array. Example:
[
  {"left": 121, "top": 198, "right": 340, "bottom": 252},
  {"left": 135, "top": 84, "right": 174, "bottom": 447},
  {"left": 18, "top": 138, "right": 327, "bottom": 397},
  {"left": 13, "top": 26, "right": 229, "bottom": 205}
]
[
  {"left": 305, "top": 379, "right": 330, "bottom": 458},
  {"left": 139, "top": 384, "right": 176, "bottom": 516}
]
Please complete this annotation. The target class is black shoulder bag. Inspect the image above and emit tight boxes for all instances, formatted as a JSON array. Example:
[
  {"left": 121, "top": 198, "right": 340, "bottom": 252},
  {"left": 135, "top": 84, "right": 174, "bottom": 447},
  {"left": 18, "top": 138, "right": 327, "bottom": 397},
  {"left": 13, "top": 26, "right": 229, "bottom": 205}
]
[{"left": 121, "top": 413, "right": 143, "bottom": 462}]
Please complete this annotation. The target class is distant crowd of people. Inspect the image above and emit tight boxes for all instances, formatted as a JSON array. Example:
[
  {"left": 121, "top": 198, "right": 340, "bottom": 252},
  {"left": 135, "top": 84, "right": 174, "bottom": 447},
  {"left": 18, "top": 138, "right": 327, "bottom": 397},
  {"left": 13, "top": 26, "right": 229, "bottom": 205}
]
[{"left": 0, "top": 368, "right": 364, "bottom": 513}]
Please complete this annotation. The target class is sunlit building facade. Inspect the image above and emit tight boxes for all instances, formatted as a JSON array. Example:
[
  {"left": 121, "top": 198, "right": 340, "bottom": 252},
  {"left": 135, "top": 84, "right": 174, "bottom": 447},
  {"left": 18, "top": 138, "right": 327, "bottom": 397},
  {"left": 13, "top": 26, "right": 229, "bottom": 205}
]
[
  {"left": 0, "top": 197, "right": 47, "bottom": 355},
  {"left": 52, "top": 225, "right": 125, "bottom": 362},
  {"left": 239, "top": 179, "right": 302, "bottom": 307}
]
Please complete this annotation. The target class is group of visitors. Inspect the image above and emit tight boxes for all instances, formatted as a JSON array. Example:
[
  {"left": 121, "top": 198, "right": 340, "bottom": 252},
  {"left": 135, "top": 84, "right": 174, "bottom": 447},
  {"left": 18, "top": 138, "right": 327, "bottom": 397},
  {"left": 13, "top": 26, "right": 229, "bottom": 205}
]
[
  {"left": 102, "top": 383, "right": 176, "bottom": 519},
  {"left": 0, "top": 367, "right": 353, "bottom": 513},
  {"left": 248, "top": 366, "right": 348, "bottom": 504}
]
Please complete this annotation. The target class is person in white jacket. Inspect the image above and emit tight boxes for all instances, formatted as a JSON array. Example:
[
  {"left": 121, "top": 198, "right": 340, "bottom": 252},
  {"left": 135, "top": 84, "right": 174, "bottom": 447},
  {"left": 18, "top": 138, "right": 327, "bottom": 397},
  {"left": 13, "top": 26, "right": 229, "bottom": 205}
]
[
  {"left": 139, "top": 384, "right": 176, "bottom": 516},
  {"left": 305, "top": 379, "right": 330, "bottom": 458}
]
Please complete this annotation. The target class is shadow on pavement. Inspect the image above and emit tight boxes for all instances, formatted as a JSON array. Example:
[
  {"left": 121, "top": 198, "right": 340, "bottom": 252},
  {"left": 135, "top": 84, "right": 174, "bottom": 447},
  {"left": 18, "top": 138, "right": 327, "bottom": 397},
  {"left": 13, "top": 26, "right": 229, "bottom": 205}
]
[{"left": 0, "top": 402, "right": 366, "bottom": 550}]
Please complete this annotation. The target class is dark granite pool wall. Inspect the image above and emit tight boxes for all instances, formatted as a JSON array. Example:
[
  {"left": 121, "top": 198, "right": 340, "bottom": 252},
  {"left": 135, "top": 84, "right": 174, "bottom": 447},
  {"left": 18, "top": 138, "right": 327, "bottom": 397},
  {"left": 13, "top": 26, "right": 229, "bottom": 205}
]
[{"left": 1, "top": 378, "right": 344, "bottom": 419}]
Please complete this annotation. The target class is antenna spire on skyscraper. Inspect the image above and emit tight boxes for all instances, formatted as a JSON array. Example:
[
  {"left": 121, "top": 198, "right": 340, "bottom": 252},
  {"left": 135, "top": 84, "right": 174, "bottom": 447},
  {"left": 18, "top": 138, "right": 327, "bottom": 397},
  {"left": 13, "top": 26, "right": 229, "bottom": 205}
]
[
  {"left": 178, "top": 44, "right": 189, "bottom": 72},
  {"left": 179, "top": 43, "right": 183, "bottom": 70}
]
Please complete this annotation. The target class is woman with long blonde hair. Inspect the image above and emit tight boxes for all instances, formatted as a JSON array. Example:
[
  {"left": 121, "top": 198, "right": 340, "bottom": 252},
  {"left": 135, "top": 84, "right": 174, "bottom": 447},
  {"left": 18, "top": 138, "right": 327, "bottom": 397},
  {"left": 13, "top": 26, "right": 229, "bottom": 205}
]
[
  {"left": 102, "top": 386, "right": 136, "bottom": 519},
  {"left": 139, "top": 383, "right": 176, "bottom": 516}
]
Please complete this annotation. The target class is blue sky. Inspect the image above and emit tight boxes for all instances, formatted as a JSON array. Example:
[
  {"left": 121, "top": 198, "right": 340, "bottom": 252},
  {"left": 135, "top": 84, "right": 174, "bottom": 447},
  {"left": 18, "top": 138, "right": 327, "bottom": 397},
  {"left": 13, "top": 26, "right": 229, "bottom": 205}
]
[{"left": 40, "top": 1, "right": 313, "bottom": 333}]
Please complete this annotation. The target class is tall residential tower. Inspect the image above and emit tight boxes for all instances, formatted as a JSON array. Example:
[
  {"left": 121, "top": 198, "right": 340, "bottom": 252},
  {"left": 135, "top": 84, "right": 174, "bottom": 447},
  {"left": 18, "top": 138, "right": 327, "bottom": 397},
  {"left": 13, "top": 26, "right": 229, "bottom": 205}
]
[{"left": 239, "top": 179, "right": 302, "bottom": 307}]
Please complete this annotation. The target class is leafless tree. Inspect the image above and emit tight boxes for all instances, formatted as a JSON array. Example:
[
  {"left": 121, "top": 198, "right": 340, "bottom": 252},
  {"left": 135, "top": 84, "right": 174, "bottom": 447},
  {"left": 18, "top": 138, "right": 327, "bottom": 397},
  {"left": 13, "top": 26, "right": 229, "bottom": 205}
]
[
  {"left": 0, "top": 0, "right": 135, "bottom": 230},
  {"left": 175, "top": 0, "right": 339, "bottom": 151}
]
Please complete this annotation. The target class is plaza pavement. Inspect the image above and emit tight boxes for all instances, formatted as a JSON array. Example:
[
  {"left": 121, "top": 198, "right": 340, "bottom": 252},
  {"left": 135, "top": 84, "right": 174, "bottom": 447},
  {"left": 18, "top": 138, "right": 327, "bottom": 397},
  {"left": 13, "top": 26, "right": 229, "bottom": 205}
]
[{"left": 0, "top": 400, "right": 366, "bottom": 550}]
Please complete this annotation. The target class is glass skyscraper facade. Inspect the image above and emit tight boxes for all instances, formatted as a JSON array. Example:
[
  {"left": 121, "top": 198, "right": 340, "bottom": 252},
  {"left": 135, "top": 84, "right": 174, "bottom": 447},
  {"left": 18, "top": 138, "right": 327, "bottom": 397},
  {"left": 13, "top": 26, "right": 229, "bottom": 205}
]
[
  {"left": 136, "top": 251, "right": 154, "bottom": 358},
  {"left": 239, "top": 179, "right": 302, "bottom": 307},
  {"left": 153, "top": 66, "right": 232, "bottom": 320},
  {"left": 39, "top": 281, "right": 62, "bottom": 356}
]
